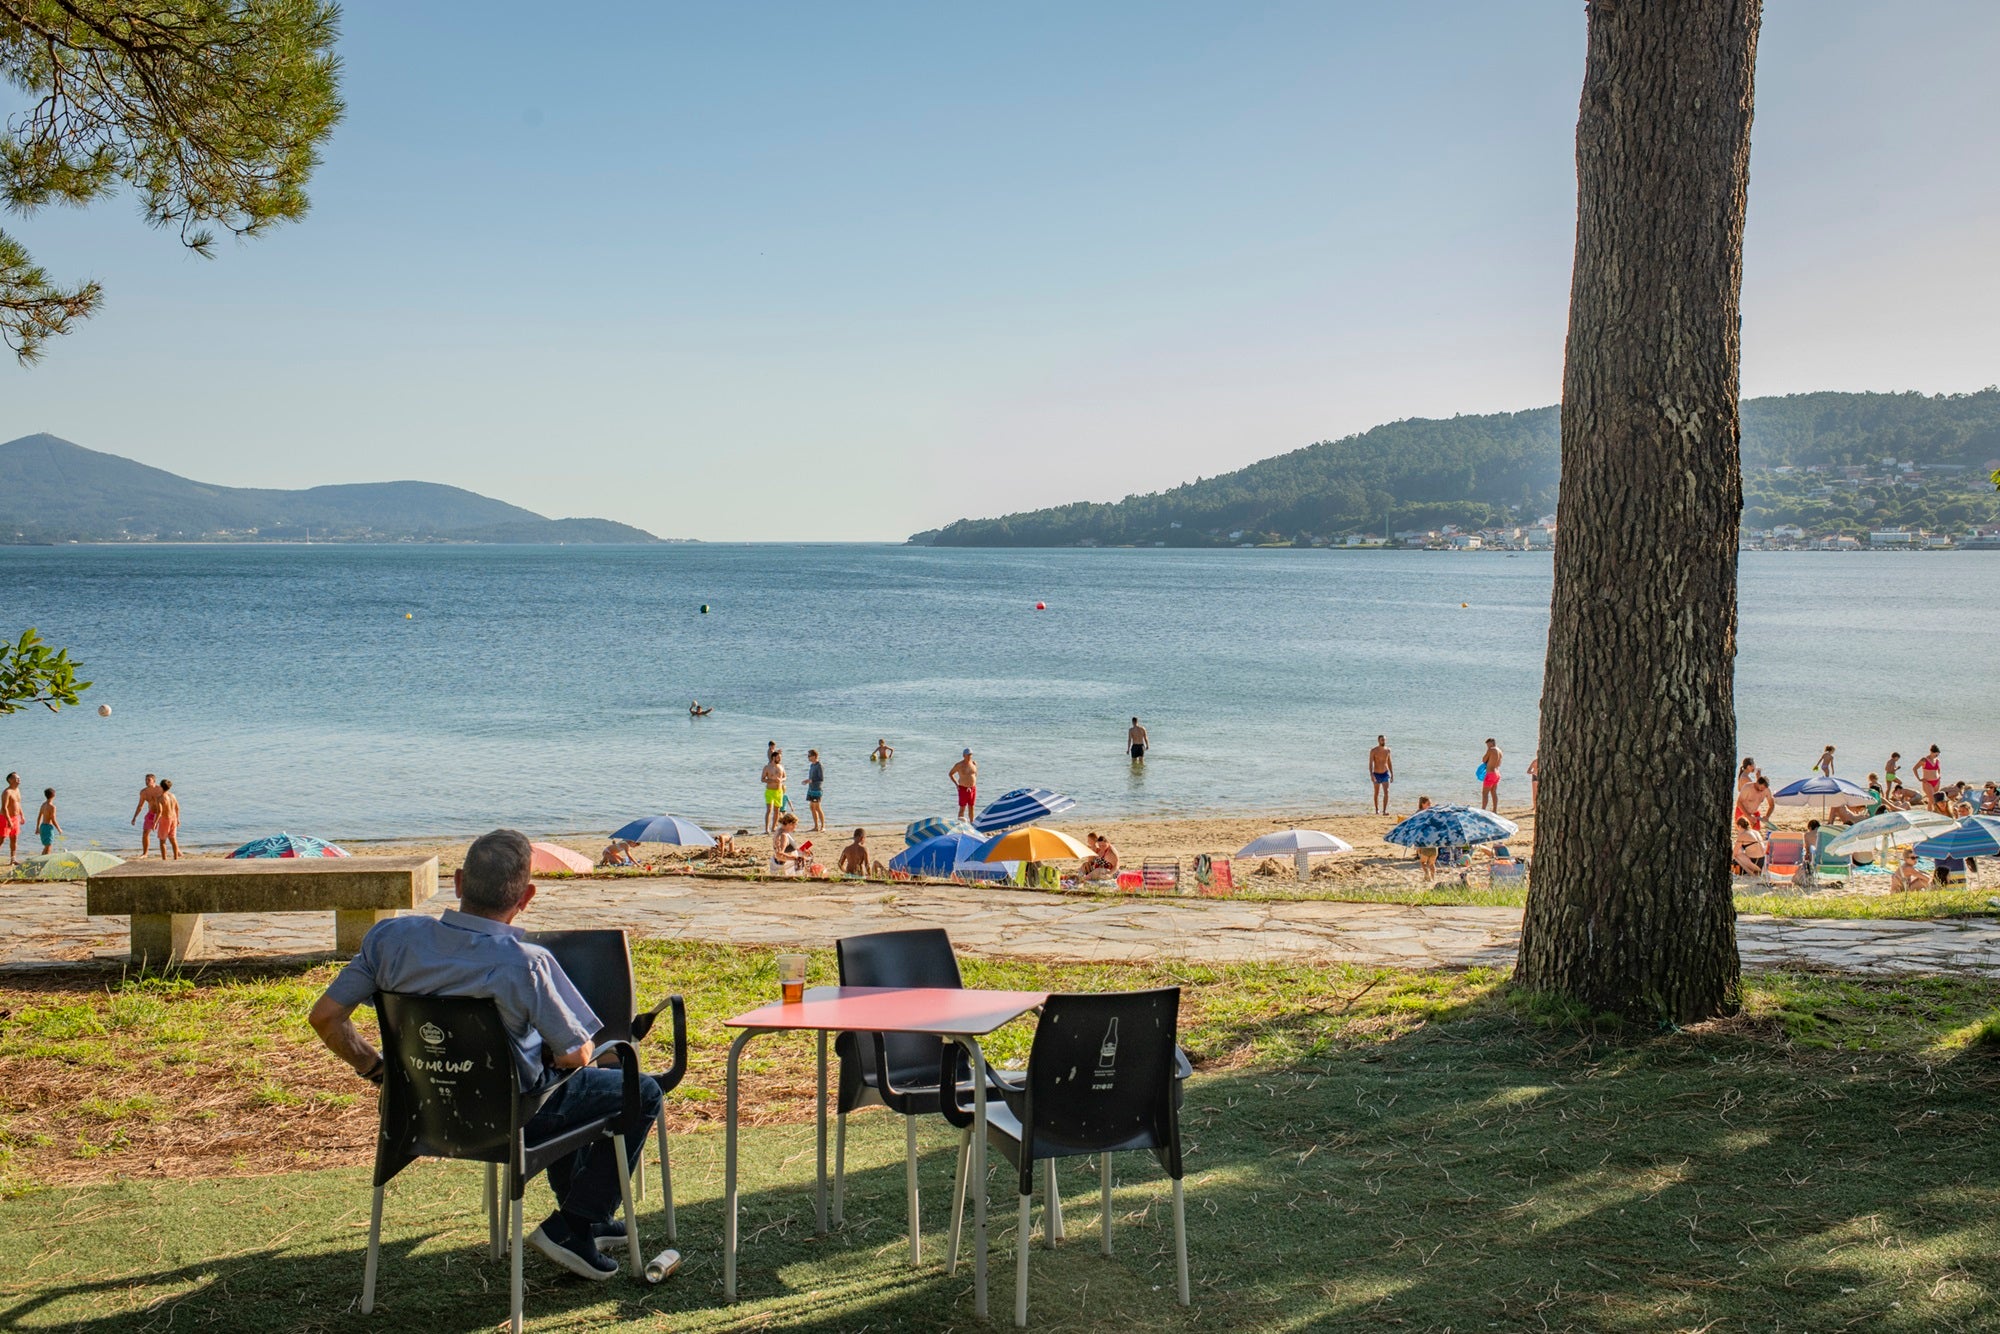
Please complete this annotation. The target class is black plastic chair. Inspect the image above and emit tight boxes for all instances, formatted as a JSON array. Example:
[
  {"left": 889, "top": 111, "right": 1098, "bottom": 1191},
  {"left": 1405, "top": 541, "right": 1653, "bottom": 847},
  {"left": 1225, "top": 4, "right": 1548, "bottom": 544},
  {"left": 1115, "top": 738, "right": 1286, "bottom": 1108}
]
[
  {"left": 362, "top": 992, "right": 646, "bottom": 1334},
  {"left": 833, "top": 927, "right": 1018, "bottom": 1265},
  {"left": 525, "top": 929, "right": 689, "bottom": 1241},
  {"left": 941, "top": 987, "right": 1191, "bottom": 1327}
]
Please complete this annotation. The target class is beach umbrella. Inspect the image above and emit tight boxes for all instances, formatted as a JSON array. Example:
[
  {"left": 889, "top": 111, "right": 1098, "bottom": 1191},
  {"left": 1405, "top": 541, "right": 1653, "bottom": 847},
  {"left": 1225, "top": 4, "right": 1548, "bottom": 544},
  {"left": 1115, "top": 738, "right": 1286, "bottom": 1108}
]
[
  {"left": 977, "top": 826, "right": 1093, "bottom": 862},
  {"left": 9, "top": 849, "right": 124, "bottom": 880},
  {"left": 228, "top": 833, "right": 348, "bottom": 858},
  {"left": 610, "top": 815, "right": 716, "bottom": 848},
  {"left": 905, "top": 816, "right": 978, "bottom": 847},
  {"left": 1912, "top": 815, "right": 2000, "bottom": 862},
  {"left": 529, "top": 842, "right": 594, "bottom": 874},
  {"left": 1236, "top": 829, "right": 1354, "bottom": 880},
  {"left": 1824, "top": 810, "right": 1956, "bottom": 858},
  {"left": 890, "top": 832, "right": 1018, "bottom": 881},
  {"left": 1382, "top": 805, "right": 1519, "bottom": 849},
  {"left": 1772, "top": 775, "right": 1869, "bottom": 810},
  {"left": 973, "top": 787, "right": 1077, "bottom": 833}
]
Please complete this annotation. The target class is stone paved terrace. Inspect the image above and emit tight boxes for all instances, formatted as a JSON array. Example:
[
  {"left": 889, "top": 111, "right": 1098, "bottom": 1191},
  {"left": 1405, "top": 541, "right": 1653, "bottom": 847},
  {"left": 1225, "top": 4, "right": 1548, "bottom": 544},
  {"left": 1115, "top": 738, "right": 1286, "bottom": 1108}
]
[{"left": 5, "top": 874, "right": 2000, "bottom": 975}]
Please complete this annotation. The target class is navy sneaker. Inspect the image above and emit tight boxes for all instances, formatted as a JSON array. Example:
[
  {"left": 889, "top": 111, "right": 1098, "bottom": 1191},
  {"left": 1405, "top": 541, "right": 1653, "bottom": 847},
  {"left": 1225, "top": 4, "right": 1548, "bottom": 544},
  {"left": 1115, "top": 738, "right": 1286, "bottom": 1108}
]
[
  {"left": 590, "top": 1220, "right": 629, "bottom": 1252},
  {"left": 528, "top": 1215, "right": 618, "bottom": 1280}
]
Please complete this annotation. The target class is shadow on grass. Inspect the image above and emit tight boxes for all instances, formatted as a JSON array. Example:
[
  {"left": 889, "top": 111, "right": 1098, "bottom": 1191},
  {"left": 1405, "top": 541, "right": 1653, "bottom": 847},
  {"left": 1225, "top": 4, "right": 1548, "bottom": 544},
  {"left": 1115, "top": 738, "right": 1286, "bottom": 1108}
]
[{"left": 11, "top": 997, "right": 2000, "bottom": 1331}]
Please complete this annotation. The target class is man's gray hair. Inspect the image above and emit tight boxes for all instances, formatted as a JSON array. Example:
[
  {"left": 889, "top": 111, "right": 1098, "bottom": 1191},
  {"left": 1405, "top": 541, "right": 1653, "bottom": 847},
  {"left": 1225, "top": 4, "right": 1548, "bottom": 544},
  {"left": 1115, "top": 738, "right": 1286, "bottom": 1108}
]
[{"left": 462, "top": 828, "right": 534, "bottom": 914}]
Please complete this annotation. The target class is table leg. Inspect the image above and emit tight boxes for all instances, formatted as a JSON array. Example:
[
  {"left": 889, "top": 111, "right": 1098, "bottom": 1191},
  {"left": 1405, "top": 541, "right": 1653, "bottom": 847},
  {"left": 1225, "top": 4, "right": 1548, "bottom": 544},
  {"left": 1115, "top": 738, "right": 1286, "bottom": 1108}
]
[
  {"left": 960, "top": 1036, "right": 990, "bottom": 1319},
  {"left": 816, "top": 1030, "right": 829, "bottom": 1236},
  {"left": 724, "top": 1030, "right": 755, "bottom": 1303}
]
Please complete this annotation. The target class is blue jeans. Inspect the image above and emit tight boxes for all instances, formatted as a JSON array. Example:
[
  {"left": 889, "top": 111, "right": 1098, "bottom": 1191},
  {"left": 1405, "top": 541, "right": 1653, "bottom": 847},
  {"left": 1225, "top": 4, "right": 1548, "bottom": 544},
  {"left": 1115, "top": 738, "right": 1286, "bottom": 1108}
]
[{"left": 524, "top": 1066, "right": 663, "bottom": 1224}]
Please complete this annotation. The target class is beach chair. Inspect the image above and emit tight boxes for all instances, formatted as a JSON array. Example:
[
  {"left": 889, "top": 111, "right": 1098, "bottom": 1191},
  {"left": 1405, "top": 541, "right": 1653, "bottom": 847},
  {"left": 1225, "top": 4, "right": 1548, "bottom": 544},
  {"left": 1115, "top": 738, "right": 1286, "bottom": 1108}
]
[
  {"left": 1191, "top": 854, "right": 1234, "bottom": 897},
  {"left": 1763, "top": 835, "right": 1806, "bottom": 887},
  {"left": 1812, "top": 828, "right": 1853, "bottom": 883},
  {"left": 1141, "top": 859, "right": 1181, "bottom": 893}
]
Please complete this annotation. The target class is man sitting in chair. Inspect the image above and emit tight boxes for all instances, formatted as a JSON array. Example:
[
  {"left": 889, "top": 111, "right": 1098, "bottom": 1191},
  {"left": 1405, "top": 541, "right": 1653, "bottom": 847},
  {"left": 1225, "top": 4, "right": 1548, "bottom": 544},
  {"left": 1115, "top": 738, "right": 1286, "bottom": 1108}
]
[{"left": 308, "top": 828, "right": 663, "bottom": 1281}]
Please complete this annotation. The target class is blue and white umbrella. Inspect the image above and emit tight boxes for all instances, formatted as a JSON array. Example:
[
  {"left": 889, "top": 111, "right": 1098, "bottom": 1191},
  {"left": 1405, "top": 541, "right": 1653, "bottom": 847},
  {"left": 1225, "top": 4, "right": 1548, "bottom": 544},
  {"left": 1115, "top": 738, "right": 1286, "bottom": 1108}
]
[
  {"left": 1825, "top": 810, "right": 1956, "bottom": 858},
  {"left": 610, "top": 814, "right": 716, "bottom": 848},
  {"left": 905, "top": 816, "right": 978, "bottom": 847},
  {"left": 1382, "top": 805, "right": 1519, "bottom": 848},
  {"left": 973, "top": 787, "right": 1077, "bottom": 833},
  {"left": 889, "top": 832, "right": 1019, "bottom": 882},
  {"left": 1913, "top": 815, "right": 2000, "bottom": 862},
  {"left": 1772, "top": 775, "right": 1869, "bottom": 806}
]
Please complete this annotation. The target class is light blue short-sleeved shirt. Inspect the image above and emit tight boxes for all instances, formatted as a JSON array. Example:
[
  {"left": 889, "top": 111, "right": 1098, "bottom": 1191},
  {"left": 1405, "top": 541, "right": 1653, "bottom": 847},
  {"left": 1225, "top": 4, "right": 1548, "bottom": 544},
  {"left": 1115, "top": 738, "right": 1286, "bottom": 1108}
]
[{"left": 325, "top": 909, "right": 601, "bottom": 1090}]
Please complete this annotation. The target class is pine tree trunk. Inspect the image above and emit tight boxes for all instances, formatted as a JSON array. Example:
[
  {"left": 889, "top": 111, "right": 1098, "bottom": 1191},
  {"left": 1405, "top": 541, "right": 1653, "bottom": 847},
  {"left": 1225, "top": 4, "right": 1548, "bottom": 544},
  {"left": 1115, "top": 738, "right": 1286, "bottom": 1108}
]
[{"left": 1518, "top": 0, "right": 1761, "bottom": 1024}]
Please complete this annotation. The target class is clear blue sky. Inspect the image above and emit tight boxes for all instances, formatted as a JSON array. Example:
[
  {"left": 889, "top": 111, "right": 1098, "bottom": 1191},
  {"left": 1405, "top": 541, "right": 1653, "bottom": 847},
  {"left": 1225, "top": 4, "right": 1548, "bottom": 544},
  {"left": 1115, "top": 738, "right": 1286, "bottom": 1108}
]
[{"left": 5, "top": 1, "right": 1996, "bottom": 540}]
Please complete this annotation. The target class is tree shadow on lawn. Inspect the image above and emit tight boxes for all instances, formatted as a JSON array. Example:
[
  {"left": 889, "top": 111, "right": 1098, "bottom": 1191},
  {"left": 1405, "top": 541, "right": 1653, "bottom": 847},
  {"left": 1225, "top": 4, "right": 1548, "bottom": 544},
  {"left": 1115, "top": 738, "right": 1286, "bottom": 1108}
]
[{"left": 9, "top": 1012, "right": 2000, "bottom": 1331}]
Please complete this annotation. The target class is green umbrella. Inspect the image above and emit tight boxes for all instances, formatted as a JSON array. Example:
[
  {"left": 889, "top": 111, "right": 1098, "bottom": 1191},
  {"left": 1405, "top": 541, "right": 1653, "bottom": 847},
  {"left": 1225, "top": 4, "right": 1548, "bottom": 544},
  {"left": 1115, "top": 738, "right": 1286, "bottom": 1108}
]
[{"left": 10, "top": 849, "right": 124, "bottom": 880}]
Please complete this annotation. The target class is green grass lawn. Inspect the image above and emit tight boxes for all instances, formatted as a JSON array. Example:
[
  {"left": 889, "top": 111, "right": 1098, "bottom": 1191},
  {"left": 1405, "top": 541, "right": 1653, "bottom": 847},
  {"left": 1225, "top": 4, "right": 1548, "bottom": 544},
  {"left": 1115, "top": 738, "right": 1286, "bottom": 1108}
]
[{"left": 6, "top": 949, "right": 2000, "bottom": 1329}]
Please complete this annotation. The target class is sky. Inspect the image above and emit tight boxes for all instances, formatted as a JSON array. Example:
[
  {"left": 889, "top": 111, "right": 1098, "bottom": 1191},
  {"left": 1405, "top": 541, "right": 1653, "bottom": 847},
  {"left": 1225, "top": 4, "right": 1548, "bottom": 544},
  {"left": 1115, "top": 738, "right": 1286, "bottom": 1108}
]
[{"left": 4, "top": 1, "right": 1997, "bottom": 541}]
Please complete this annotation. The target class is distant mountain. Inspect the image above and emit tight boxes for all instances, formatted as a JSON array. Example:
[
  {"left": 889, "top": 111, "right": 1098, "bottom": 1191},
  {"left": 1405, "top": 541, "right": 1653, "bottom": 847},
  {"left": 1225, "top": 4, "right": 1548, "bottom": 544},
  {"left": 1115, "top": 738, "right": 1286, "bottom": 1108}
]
[
  {"left": 0, "top": 435, "right": 663, "bottom": 543},
  {"left": 918, "top": 390, "right": 2000, "bottom": 547}
]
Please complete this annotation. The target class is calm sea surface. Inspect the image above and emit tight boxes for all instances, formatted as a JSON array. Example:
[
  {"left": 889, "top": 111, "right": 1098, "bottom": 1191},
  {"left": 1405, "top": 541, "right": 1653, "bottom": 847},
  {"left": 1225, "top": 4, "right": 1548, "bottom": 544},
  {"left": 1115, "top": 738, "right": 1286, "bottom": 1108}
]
[{"left": 2, "top": 545, "right": 1994, "bottom": 848}]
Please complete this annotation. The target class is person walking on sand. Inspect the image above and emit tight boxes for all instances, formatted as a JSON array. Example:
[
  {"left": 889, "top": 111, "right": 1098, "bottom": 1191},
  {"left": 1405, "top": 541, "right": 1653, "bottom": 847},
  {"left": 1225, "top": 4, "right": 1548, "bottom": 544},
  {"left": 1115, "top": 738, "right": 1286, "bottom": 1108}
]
[
  {"left": 1127, "top": 717, "right": 1149, "bottom": 763},
  {"left": 805, "top": 749, "right": 826, "bottom": 832},
  {"left": 0, "top": 772, "right": 22, "bottom": 864},
  {"left": 35, "top": 788, "right": 61, "bottom": 854},
  {"left": 132, "top": 773, "right": 164, "bottom": 856},
  {"left": 949, "top": 749, "right": 978, "bottom": 820},
  {"left": 1479, "top": 739, "right": 1503, "bottom": 812},
  {"left": 761, "top": 750, "right": 787, "bottom": 834},
  {"left": 1915, "top": 745, "right": 1943, "bottom": 801},
  {"left": 1368, "top": 736, "right": 1394, "bottom": 814},
  {"left": 155, "top": 779, "right": 181, "bottom": 860}
]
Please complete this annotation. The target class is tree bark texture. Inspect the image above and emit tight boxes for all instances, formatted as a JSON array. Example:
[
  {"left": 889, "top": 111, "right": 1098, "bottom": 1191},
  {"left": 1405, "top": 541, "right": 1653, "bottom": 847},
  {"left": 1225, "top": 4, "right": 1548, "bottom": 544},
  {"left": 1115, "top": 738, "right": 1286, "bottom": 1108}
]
[{"left": 1518, "top": 0, "right": 1760, "bottom": 1024}]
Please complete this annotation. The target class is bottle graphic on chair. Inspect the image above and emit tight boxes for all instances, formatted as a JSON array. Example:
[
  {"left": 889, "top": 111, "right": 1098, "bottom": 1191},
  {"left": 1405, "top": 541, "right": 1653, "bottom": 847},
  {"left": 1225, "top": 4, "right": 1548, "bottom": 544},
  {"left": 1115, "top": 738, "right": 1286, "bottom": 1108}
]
[{"left": 1096, "top": 1018, "right": 1119, "bottom": 1076}]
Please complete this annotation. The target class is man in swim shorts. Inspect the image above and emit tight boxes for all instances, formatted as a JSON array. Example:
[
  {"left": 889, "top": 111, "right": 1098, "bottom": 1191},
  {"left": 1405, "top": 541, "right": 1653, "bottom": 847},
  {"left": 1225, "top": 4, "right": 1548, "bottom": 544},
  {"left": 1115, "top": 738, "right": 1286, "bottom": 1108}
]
[
  {"left": 1127, "top": 717, "right": 1149, "bottom": 762},
  {"left": 1480, "top": 738, "right": 1503, "bottom": 812},
  {"left": 761, "top": 750, "right": 786, "bottom": 834},
  {"left": 1368, "top": 736, "right": 1394, "bottom": 814},
  {"left": 155, "top": 779, "right": 181, "bottom": 860},
  {"left": 132, "top": 772, "right": 163, "bottom": 856},
  {"left": 805, "top": 749, "right": 826, "bottom": 832},
  {"left": 949, "top": 750, "right": 978, "bottom": 819},
  {"left": 0, "top": 772, "right": 22, "bottom": 864}
]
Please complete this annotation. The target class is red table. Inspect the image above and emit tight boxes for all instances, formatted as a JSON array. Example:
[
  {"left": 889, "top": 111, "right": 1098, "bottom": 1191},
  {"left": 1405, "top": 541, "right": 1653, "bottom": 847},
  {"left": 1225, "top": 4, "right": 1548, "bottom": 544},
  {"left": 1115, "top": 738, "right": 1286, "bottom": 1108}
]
[{"left": 723, "top": 985, "right": 1049, "bottom": 1316}]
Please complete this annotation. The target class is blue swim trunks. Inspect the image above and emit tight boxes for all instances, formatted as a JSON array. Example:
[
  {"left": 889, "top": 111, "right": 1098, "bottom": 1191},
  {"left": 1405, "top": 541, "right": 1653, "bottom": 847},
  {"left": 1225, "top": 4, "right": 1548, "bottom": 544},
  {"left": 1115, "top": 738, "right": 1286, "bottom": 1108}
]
[
  {"left": 1371, "top": 771, "right": 1390, "bottom": 784},
  {"left": 37, "top": 822, "right": 55, "bottom": 845},
  {"left": 807, "top": 788, "right": 823, "bottom": 802}
]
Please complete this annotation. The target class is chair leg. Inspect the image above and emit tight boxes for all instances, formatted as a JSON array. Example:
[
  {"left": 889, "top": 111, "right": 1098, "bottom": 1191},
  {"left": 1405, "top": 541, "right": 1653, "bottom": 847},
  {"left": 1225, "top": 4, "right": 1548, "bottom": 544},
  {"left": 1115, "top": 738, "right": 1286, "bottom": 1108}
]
[
  {"left": 945, "top": 1129, "right": 970, "bottom": 1276},
  {"left": 485, "top": 1163, "right": 501, "bottom": 1260},
  {"left": 1015, "top": 1191, "right": 1032, "bottom": 1328},
  {"left": 904, "top": 1114, "right": 922, "bottom": 1267},
  {"left": 509, "top": 1192, "right": 525, "bottom": 1334},
  {"left": 832, "top": 1111, "right": 847, "bottom": 1226},
  {"left": 614, "top": 1133, "right": 642, "bottom": 1278},
  {"left": 361, "top": 1184, "right": 385, "bottom": 1314},
  {"left": 657, "top": 1115, "right": 678, "bottom": 1243},
  {"left": 1044, "top": 1159, "right": 1064, "bottom": 1246},
  {"left": 1172, "top": 1177, "right": 1190, "bottom": 1307},
  {"left": 1099, "top": 1154, "right": 1113, "bottom": 1256}
]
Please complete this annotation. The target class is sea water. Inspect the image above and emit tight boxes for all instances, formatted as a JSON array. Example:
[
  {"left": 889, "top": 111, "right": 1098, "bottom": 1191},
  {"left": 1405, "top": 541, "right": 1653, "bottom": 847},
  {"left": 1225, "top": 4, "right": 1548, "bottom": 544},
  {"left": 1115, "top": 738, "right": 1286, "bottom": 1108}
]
[{"left": 2, "top": 545, "right": 1993, "bottom": 846}]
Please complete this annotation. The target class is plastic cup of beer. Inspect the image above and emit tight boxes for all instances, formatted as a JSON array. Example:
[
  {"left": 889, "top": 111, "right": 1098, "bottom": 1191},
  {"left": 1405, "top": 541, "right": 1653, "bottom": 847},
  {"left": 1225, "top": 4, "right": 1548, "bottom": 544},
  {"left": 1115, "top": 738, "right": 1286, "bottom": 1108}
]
[{"left": 776, "top": 953, "right": 808, "bottom": 1005}]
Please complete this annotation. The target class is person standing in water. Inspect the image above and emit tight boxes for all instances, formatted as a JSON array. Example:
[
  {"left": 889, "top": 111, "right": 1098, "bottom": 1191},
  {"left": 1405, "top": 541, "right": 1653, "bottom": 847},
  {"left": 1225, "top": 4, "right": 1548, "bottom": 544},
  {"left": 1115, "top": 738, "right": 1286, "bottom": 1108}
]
[
  {"left": 870, "top": 739, "right": 894, "bottom": 762},
  {"left": 131, "top": 773, "right": 164, "bottom": 856},
  {"left": 1479, "top": 739, "right": 1503, "bottom": 812},
  {"left": 1368, "top": 736, "right": 1394, "bottom": 814},
  {"left": 949, "top": 750, "right": 978, "bottom": 820},
  {"left": 1127, "top": 717, "right": 1149, "bottom": 762}
]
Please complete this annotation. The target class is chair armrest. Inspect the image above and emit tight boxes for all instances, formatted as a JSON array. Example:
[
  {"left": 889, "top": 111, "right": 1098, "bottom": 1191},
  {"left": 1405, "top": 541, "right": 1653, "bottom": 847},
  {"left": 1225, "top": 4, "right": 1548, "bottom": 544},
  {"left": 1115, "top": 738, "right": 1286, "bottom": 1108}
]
[
  {"left": 937, "top": 1046, "right": 975, "bottom": 1131},
  {"left": 1174, "top": 1047, "right": 1193, "bottom": 1082},
  {"left": 592, "top": 1039, "right": 647, "bottom": 1134},
  {"left": 633, "top": 994, "right": 688, "bottom": 1094}
]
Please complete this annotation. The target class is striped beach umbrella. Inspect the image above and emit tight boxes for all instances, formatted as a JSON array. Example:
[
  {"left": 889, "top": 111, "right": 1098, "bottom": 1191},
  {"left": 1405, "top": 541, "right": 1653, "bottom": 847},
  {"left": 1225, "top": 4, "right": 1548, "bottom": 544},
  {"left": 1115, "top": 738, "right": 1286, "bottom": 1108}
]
[
  {"left": 1381, "top": 805, "right": 1518, "bottom": 848},
  {"left": 904, "top": 816, "right": 978, "bottom": 847},
  {"left": 610, "top": 815, "right": 715, "bottom": 847},
  {"left": 973, "top": 787, "right": 1077, "bottom": 834},
  {"left": 228, "top": 833, "right": 348, "bottom": 858},
  {"left": 1913, "top": 815, "right": 2000, "bottom": 861},
  {"left": 889, "top": 832, "right": 1016, "bottom": 880}
]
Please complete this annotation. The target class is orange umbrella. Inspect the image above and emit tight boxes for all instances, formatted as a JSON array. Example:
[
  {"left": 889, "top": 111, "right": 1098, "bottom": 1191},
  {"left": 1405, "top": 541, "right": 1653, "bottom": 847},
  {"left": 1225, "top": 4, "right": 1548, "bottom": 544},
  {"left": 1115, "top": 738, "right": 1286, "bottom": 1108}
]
[
  {"left": 977, "top": 826, "right": 1093, "bottom": 862},
  {"left": 529, "top": 842, "right": 594, "bottom": 874}
]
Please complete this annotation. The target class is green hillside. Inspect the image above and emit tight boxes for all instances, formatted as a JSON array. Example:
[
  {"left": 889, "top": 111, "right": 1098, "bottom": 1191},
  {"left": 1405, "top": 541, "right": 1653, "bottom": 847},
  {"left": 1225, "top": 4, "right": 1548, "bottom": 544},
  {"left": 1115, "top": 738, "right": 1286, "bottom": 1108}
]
[
  {"left": 919, "top": 390, "right": 2000, "bottom": 547},
  {"left": 0, "top": 434, "right": 660, "bottom": 543}
]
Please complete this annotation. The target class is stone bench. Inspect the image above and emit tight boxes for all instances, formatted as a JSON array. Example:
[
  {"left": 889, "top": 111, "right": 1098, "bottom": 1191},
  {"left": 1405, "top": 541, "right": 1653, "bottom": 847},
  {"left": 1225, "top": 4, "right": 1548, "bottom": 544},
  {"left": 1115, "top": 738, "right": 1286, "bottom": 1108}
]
[{"left": 86, "top": 855, "right": 439, "bottom": 965}]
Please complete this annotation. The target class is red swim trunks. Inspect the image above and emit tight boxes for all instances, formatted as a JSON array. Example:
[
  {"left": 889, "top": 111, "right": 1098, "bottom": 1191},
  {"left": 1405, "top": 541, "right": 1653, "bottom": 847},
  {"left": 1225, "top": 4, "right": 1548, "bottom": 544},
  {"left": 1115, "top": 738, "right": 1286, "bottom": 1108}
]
[
  {"left": 1482, "top": 770, "right": 1500, "bottom": 789},
  {"left": 0, "top": 814, "right": 19, "bottom": 838},
  {"left": 143, "top": 810, "right": 158, "bottom": 831},
  {"left": 956, "top": 785, "right": 976, "bottom": 813}
]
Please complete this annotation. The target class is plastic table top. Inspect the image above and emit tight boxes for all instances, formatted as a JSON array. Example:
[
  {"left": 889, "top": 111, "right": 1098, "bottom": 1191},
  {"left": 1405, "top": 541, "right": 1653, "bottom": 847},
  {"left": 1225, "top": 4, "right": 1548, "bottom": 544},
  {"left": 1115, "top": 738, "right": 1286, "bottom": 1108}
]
[{"left": 723, "top": 985, "right": 1049, "bottom": 1037}]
